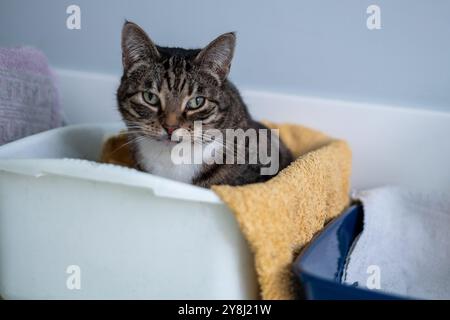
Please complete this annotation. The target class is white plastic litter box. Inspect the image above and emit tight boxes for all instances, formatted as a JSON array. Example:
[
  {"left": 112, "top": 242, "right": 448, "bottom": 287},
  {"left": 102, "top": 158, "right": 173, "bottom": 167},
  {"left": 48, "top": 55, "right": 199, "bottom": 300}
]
[{"left": 0, "top": 123, "right": 259, "bottom": 299}]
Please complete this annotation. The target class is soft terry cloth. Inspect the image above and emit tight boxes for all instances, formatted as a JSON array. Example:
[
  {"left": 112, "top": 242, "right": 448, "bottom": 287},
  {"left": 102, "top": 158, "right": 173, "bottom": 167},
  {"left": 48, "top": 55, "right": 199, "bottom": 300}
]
[
  {"left": 100, "top": 123, "right": 352, "bottom": 300},
  {"left": 0, "top": 47, "right": 62, "bottom": 145},
  {"left": 344, "top": 187, "right": 450, "bottom": 299}
]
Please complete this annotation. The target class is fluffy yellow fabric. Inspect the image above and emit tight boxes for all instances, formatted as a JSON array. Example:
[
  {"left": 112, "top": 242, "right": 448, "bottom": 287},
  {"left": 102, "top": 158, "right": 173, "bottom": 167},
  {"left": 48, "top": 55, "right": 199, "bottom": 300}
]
[
  {"left": 99, "top": 132, "right": 135, "bottom": 168},
  {"left": 99, "top": 122, "right": 352, "bottom": 300}
]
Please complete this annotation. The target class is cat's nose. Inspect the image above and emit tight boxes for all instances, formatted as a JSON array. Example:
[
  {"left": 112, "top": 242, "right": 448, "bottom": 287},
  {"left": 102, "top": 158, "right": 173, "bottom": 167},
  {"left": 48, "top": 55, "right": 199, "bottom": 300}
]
[{"left": 163, "top": 125, "right": 177, "bottom": 136}]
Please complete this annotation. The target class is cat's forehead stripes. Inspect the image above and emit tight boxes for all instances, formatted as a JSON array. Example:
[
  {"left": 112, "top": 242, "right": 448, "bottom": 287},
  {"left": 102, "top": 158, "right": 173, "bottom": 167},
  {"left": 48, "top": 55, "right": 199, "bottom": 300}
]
[
  {"left": 120, "top": 39, "right": 234, "bottom": 120},
  {"left": 161, "top": 55, "right": 190, "bottom": 94},
  {"left": 125, "top": 53, "right": 209, "bottom": 101}
]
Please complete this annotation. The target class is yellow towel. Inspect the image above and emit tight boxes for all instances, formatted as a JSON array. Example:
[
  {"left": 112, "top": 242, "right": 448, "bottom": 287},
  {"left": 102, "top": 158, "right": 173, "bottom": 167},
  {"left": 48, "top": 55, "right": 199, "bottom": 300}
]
[{"left": 99, "top": 123, "right": 352, "bottom": 300}]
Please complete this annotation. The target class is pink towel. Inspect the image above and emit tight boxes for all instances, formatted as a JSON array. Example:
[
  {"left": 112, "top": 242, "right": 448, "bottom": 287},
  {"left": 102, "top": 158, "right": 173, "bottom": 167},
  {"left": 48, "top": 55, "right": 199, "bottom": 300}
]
[{"left": 0, "top": 47, "right": 63, "bottom": 145}]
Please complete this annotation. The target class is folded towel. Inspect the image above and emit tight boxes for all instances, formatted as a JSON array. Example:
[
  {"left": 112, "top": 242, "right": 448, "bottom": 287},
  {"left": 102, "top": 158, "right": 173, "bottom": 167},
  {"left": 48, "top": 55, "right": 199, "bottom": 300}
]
[
  {"left": 0, "top": 47, "right": 63, "bottom": 145},
  {"left": 344, "top": 187, "right": 450, "bottom": 299},
  {"left": 100, "top": 122, "right": 352, "bottom": 300},
  {"left": 213, "top": 123, "right": 351, "bottom": 299}
]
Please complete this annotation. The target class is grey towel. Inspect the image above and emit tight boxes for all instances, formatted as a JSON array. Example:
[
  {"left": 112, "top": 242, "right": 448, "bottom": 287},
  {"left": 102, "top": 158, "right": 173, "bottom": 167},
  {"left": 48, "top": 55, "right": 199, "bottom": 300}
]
[
  {"left": 0, "top": 47, "right": 63, "bottom": 145},
  {"left": 344, "top": 187, "right": 450, "bottom": 299}
]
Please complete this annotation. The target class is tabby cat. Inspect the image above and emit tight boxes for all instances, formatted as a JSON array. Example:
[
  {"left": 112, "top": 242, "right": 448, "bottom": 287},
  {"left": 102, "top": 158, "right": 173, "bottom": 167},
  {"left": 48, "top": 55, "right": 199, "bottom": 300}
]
[{"left": 117, "top": 21, "right": 293, "bottom": 187}]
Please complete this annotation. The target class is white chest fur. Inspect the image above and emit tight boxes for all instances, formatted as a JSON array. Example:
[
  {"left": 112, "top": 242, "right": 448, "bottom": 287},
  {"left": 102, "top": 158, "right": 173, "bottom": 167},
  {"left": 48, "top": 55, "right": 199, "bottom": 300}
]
[{"left": 136, "top": 138, "right": 203, "bottom": 184}]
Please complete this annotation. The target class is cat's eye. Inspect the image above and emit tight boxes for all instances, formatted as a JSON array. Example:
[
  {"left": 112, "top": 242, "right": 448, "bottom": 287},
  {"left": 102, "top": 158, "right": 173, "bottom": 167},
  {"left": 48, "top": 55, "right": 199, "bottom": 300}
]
[
  {"left": 142, "top": 92, "right": 160, "bottom": 106},
  {"left": 133, "top": 104, "right": 151, "bottom": 117},
  {"left": 186, "top": 96, "right": 206, "bottom": 110}
]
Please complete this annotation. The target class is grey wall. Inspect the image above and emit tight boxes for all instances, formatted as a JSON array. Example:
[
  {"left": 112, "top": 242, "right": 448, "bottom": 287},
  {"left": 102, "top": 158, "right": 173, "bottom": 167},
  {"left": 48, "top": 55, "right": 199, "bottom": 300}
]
[{"left": 1, "top": 0, "right": 449, "bottom": 111}]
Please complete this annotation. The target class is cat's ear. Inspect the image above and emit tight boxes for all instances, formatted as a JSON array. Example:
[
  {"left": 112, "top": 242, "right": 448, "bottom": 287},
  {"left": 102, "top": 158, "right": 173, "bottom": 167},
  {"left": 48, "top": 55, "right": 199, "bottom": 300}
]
[
  {"left": 194, "top": 32, "right": 236, "bottom": 84},
  {"left": 121, "top": 21, "right": 160, "bottom": 70}
]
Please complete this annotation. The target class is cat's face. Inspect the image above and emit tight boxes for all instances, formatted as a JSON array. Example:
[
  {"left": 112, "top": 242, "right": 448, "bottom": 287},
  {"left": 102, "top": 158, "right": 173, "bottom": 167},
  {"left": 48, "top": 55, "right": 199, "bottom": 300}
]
[{"left": 117, "top": 21, "right": 236, "bottom": 142}]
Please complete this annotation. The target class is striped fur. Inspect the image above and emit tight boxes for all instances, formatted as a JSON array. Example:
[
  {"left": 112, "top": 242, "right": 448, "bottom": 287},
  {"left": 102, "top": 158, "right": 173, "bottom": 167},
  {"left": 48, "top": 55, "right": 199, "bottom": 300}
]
[{"left": 117, "top": 21, "right": 293, "bottom": 187}]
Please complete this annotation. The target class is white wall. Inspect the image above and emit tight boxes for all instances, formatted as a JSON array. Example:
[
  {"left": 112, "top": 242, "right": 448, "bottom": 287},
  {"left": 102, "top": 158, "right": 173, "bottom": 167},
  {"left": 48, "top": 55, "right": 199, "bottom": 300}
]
[{"left": 1, "top": 0, "right": 449, "bottom": 111}]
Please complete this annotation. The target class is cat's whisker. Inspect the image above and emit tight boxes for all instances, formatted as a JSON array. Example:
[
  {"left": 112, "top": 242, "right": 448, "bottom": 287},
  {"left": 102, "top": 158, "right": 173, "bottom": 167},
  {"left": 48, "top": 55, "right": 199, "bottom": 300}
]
[
  {"left": 122, "top": 128, "right": 162, "bottom": 136},
  {"left": 109, "top": 135, "right": 148, "bottom": 156},
  {"left": 193, "top": 134, "right": 247, "bottom": 159}
]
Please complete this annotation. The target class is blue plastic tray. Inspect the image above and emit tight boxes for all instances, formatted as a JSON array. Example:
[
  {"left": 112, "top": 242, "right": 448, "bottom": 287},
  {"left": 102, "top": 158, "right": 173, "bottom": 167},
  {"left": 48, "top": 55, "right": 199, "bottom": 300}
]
[{"left": 293, "top": 205, "right": 405, "bottom": 300}]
